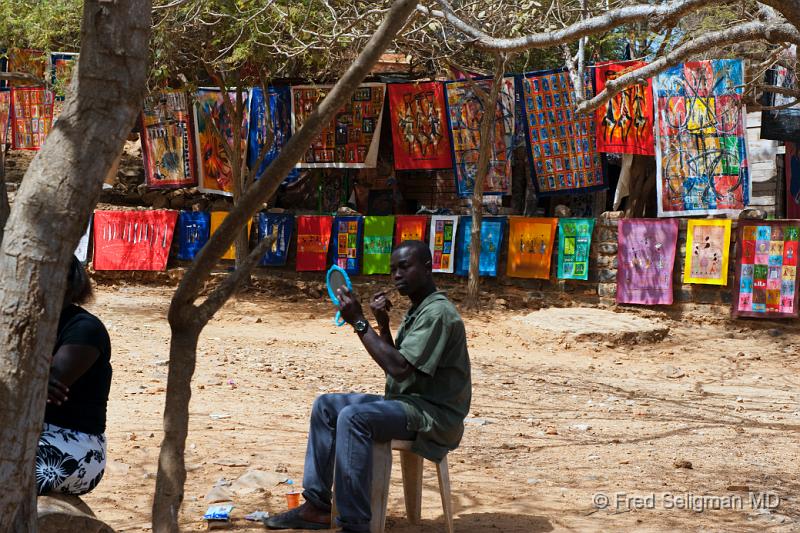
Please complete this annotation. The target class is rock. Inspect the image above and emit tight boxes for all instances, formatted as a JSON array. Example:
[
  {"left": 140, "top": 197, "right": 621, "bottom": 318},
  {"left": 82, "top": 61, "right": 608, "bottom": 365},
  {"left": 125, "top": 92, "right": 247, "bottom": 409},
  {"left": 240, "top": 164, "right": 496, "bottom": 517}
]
[
  {"left": 38, "top": 494, "right": 114, "bottom": 533},
  {"left": 464, "top": 417, "right": 490, "bottom": 426},
  {"left": 663, "top": 365, "right": 686, "bottom": 379},
  {"left": 544, "top": 426, "right": 558, "bottom": 435},
  {"left": 673, "top": 460, "right": 693, "bottom": 469},
  {"left": 205, "top": 485, "right": 234, "bottom": 503},
  {"left": 571, "top": 424, "right": 592, "bottom": 432},
  {"left": 727, "top": 484, "right": 751, "bottom": 492},
  {"left": 230, "top": 469, "right": 288, "bottom": 496}
]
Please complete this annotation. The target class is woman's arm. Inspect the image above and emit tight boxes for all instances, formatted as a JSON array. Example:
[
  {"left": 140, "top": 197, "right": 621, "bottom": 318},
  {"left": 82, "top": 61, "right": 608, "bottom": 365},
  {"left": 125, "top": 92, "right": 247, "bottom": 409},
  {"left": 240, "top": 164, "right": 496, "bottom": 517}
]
[{"left": 47, "top": 345, "right": 100, "bottom": 405}]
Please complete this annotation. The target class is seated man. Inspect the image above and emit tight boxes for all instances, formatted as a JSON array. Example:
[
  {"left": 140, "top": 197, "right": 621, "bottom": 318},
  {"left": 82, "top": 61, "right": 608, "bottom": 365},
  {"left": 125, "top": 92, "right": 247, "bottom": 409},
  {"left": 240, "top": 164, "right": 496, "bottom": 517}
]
[{"left": 265, "top": 240, "right": 471, "bottom": 532}]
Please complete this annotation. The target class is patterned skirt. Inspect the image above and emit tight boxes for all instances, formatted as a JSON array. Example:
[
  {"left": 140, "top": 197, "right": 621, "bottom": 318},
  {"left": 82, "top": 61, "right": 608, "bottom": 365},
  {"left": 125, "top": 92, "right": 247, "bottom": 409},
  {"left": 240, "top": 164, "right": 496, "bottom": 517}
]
[{"left": 36, "top": 423, "right": 107, "bottom": 495}]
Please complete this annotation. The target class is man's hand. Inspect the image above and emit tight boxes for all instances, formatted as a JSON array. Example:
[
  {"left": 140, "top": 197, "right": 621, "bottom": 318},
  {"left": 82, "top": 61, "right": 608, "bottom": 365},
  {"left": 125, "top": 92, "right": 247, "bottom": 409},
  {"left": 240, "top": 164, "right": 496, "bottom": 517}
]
[
  {"left": 47, "top": 377, "right": 69, "bottom": 406},
  {"left": 369, "top": 291, "right": 393, "bottom": 330},
  {"left": 337, "top": 286, "right": 365, "bottom": 326}
]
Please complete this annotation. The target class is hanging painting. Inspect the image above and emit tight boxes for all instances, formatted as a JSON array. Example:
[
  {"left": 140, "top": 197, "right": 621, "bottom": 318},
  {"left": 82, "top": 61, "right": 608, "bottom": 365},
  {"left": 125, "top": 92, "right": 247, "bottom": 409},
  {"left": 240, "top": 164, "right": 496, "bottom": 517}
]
[
  {"left": 444, "top": 77, "right": 515, "bottom": 197},
  {"left": 176, "top": 211, "right": 210, "bottom": 261},
  {"left": 332, "top": 216, "right": 363, "bottom": 274},
  {"left": 683, "top": 219, "right": 731, "bottom": 285},
  {"left": 92, "top": 210, "right": 178, "bottom": 271},
  {"left": 210, "top": 211, "right": 252, "bottom": 261},
  {"left": 652, "top": 60, "right": 750, "bottom": 217},
  {"left": 296, "top": 215, "right": 333, "bottom": 271},
  {"left": 291, "top": 83, "right": 385, "bottom": 168},
  {"left": 50, "top": 52, "right": 78, "bottom": 118},
  {"left": 506, "top": 217, "right": 557, "bottom": 279},
  {"left": 733, "top": 221, "right": 800, "bottom": 318},
  {"left": 363, "top": 216, "right": 394, "bottom": 275},
  {"left": 7, "top": 49, "right": 46, "bottom": 87},
  {"left": 593, "top": 61, "right": 655, "bottom": 156},
  {"left": 193, "top": 88, "right": 249, "bottom": 196},
  {"left": 786, "top": 142, "right": 800, "bottom": 219},
  {"left": 387, "top": 82, "right": 452, "bottom": 170},
  {"left": 429, "top": 215, "right": 459, "bottom": 273},
  {"left": 0, "top": 90, "right": 9, "bottom": 146},
  {"left": 141, "top": 89, "right": 197, "bottom": 189},
  {"left": 521, "top": 68, "right": 606, "bottom": 195},
  {"left": 616, "top": 219, "right": 679, "bottom": 304},
  {"left": 556, "top": 218, "right": 595, "bottom": 280},
  {"left": 454, "top": 217, "right": 505, "bottom": 277},
  {"left": 257, "top": 213, "right": 294, "bottom": 266},
  {"left": 394, "top": 215, "right": 428, "bottom": 246},
  {"left": 10, "top": 87, "right": 54, "bottom": 150},
  {"left": 248, "top": 85, "right": 299, "bottom": 185}
]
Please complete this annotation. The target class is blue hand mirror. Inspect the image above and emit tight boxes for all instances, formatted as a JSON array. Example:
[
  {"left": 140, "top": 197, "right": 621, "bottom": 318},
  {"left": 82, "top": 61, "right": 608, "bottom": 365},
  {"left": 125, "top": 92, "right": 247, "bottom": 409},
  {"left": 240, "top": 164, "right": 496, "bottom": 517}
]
[{"left": 326, "top": 265, "right": 352, "bottom": 326}]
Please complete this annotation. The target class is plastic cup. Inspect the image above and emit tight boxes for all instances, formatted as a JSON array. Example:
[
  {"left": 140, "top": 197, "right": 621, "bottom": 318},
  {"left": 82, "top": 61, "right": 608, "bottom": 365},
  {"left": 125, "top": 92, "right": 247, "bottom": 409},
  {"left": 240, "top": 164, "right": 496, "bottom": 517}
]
[{"left": 285, "top": 491, "right": 301, "bottom": 510}]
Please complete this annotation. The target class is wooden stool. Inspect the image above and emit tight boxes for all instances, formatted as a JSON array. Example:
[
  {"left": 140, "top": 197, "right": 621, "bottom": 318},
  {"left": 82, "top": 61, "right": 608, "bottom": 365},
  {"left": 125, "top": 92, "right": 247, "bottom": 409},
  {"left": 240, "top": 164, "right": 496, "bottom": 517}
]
[{"left": 331, "top": 439, "right": 454, "bottom": 533}]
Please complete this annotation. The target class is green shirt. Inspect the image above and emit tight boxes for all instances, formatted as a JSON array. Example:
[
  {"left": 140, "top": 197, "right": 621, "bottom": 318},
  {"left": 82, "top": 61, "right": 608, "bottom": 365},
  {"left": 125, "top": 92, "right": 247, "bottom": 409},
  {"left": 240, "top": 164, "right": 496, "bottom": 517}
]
[{"left": 385, "top": 291, "right": 471, "bottom": 462}]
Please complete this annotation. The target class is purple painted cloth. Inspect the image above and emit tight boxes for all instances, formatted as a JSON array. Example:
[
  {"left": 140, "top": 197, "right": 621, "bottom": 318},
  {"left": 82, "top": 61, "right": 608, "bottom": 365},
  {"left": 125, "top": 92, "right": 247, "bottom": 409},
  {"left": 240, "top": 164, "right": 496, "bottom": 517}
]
[{"left": 616, "top": 219, "right": 679, "bottom": 305}]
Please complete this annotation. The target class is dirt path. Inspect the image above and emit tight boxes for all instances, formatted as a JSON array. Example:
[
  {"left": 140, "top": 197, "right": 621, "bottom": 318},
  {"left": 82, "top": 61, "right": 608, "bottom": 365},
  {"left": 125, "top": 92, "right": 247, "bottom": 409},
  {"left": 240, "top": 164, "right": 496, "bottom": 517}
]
[{"left": 78, "top": 281, "right": 800, "bottom": 532}]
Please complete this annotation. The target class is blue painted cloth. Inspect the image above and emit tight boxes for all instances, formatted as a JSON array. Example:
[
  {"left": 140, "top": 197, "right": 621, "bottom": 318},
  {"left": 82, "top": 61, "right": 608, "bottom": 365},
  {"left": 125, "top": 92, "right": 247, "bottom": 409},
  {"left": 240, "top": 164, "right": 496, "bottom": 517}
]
[
  {"left": 454, "top": 217, "right": 505, "bottom": 277},
  {"left": 177, "top": 211, "right": 210, "bottom": 261},
  {"left": 331, "top": 216, "right": 364, "bottom": 275},
  {"left": 257, "top": 213, "right": 294, "bottom": 266},
  {"left": 248, "top": 86, "right": 299, "bottom": 186}
]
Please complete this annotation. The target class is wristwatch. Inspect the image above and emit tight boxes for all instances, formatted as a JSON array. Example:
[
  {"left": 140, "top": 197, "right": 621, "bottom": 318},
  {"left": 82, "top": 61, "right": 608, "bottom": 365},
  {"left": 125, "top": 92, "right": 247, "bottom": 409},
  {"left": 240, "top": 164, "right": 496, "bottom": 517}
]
[{"left": 353, "top": 318, "right": 369, "bottom": 334}]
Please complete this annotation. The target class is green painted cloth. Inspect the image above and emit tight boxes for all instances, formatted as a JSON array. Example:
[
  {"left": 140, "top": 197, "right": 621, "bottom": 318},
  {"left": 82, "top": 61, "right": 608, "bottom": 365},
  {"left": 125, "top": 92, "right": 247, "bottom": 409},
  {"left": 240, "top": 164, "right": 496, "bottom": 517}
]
[
  {"left": 557, "top": 218, "right": 595, "bottom": 280},
  {"left": 362, "top": 216, "right": 395, "bottom": 274}
]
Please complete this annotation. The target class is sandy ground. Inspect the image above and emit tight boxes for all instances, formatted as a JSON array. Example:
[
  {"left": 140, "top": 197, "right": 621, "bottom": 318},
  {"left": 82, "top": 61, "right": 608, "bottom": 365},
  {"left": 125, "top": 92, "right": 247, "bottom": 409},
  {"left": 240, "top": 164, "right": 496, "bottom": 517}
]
[{"left": 77, "top": 278, "right": 800, "bottom": 532}]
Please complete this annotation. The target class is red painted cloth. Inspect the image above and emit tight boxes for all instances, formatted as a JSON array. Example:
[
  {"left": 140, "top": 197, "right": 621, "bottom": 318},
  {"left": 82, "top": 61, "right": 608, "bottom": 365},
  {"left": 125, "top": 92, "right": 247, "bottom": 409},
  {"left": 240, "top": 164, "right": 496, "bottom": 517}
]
[
  {"left": 593, "top": 61, "right": 656, "bottom": 156},
  {"left": 93, "top": 210, "right": 178, "bottom": 271},
  {"left": 296, "top": 215, "right": 333, "bottom": 271},
  {"left": 387, "top": 82, "right": 452, "bottom": 170},
  {"left": 394, "top": 215, "right": 429, "bottom": 247}
]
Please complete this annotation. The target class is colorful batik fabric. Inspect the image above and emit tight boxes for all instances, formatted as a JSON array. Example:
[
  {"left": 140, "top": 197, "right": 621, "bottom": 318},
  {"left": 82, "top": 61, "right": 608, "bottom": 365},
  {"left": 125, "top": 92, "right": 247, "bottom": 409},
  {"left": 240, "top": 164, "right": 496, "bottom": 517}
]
[
  {"left": 556, "top": 218, "right": 595, "bottom": 280},
  {"left": 506, "top": 217, "right": 557, "bottom": 279},
  {"left": 10, "top": 87, "right": 54, "bottom": 150},
  {"left": 363, "top": 216, "right": 394, "bottom": 275},
  {"left": 247, "top": 86, "right": 299, "bottom": 185},
  {"left": 429, "top": 215, "right": 459, "bottom": 273},
  {"left": 733, "top": 221, "right": 800, "bottom": 318},
  {"left": 616, "top": 219, "right": 679, "bottom": 305},
  {"left": 257, "top": 213, "right": 294, "bottom": 266},
  {"left": 291, "top": 84, "right": 385, "bottom": 168},
  {"left": 387, "top": 82, "right": 452, "bottom": 170},
  {"left": 193, "top": 88, "right": 249, "bottom": 196},
  {"left": 521, "top": 69, "right": 605, "bottom": 195},
  {"left": 92, "top": 210, "right": 178, "bottom": 271},
  {"left": 653, "top": 60, "right": 750, "bottom": 217},
  {"left": 683, "top": 219, "right": 731, "bottom": 285},
  {"left": 394, "top": 215, "right": 429, "bottom": 246},
  {"left": 296, "top": 215, "right": 333, "bottom": 271},
  {"left": 141, "top": 90, "right": 197, "bottom": 188},
  {"left": 454, "top": 217, "right": 505, "bottom": 277},
  {"left": 176, "top": 211, "right": 211, "bottom": 261},
  {"left": 332, "top": 216, "right": 364, "bottom": 274},
  {"left": 444, "top": 77, "right": 515, "bottom": 197},
  {"left": 593, "top": 61, "right": 655, "bottom": 156}
]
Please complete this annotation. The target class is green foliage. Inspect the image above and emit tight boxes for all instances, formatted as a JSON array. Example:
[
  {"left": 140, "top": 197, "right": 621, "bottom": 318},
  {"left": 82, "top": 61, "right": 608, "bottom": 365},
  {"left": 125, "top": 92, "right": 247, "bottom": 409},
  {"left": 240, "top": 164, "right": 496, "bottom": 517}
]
[{"left": 0, "top": 0, "right": 82, "bottom": 52}]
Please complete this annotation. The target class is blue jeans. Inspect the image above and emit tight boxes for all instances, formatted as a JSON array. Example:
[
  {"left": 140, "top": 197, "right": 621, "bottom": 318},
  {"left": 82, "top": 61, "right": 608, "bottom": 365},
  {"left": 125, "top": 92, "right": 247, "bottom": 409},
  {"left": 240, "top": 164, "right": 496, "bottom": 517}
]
[{"left": 302, "top": 393, "right": 416, "bottom": 532}]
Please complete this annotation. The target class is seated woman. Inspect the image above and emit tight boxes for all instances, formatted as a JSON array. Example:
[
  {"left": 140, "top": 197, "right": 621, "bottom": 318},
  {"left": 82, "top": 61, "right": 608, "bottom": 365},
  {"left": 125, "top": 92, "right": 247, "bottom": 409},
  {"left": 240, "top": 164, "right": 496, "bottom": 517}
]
[{"left": 36, "top": 255, "right": 112, "bottom": 496}]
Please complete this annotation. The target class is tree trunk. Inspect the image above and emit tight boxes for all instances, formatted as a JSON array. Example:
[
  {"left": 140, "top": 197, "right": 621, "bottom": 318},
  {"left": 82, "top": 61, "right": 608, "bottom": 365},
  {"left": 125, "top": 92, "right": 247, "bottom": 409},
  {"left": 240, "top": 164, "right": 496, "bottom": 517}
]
[
  {"left": 0, "top": 1, "right": 151, "bottom": 530},
  {"left": 152, "top": 1, "right": 420, "bottom": 531},
  {"left": 466, "top": 56, "right": 506, "bottom": 310}
]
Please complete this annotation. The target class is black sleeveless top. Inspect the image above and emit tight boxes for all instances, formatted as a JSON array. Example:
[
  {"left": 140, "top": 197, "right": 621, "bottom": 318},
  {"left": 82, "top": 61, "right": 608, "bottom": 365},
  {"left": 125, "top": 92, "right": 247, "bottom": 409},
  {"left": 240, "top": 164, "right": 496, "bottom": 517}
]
[{"left": 44, "top": 304, "right": 112, "bottom": 434}]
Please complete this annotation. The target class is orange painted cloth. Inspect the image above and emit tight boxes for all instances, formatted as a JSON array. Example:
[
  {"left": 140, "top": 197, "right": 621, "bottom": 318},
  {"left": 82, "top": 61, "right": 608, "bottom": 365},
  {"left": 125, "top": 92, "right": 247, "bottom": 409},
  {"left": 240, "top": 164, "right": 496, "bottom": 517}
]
[{"left": 506, "top": 217, "right": 558, "bottom": 279}]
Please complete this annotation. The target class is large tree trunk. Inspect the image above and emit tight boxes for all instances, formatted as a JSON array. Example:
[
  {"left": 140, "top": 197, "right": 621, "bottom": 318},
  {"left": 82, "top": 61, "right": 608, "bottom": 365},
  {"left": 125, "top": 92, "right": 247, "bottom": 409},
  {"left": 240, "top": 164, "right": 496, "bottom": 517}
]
[
  {"left": 466, "top": 56, "right": 506, "bottom": 310},
  {"left": 0, "top": 1, "right": 151, "bottom": 530},
  {"left": 151, "top": 1, "right": 420, "bottom": 531}
]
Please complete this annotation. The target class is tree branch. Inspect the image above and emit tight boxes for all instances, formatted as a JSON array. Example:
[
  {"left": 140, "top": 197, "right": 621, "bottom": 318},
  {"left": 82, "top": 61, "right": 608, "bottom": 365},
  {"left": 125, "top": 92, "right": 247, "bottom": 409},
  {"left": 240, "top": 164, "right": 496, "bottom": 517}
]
[
  {"left": 418, "top": 0, "right": 735, "bottom": 52},
  {"left": 576, "top": 20, "right": 800, "bottom": 114}
]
